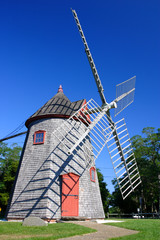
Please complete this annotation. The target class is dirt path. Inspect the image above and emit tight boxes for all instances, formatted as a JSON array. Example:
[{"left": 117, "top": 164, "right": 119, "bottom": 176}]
[{"left": 58, "top": 221, "right": 138, "bottom": 240}]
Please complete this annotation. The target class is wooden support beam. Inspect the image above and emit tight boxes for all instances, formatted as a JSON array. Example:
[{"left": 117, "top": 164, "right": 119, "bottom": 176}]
[{"left": 0, "top": 131, "right": 27, "bottom": 142}]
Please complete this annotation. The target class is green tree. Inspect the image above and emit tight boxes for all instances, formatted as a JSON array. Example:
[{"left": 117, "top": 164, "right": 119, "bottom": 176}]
[
  {"left": 96, "top": 168, "right": 111, "bottom": 215},
  {"left": 132, "top": 127, "right": 160, "bottom": 212},
  {"left": 110, "top": 178, "right": 140, "bottom": 213},
  {"left": 0, "top": 142, "right": 22, "bottom": 216},
  {"left": 110, "top": 127, "right": 160, "bottom": 213}
]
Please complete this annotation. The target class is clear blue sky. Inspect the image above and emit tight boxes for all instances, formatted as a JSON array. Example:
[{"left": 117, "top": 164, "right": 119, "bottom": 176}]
[{"left": 0, "top": 0, "right": 159, "bottom": 192}]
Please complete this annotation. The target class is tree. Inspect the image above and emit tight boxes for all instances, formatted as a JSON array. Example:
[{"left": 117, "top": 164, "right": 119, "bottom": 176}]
[
  {"left": 110, "top": 178, "right": 140, "bottom": 213},
  {"left": 0, "top": 142, "right": 22, "bottom": 216},
  {"left": 110, "top": 127, "right": 160, "bottom": 213},
  {"left": 132, "top": 127, "right": 160, "bottom": 212},
  {"left": 96, "top": 168, "right": 111, "bottom": 215}
]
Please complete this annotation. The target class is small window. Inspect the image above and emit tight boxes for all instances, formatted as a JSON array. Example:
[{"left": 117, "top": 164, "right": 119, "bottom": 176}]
[
  {"left": 33, "top": 130, "right": 46, "bottom": 144},
  {"left": 90, "top": 167, "right": 96, "bottom": 182}
]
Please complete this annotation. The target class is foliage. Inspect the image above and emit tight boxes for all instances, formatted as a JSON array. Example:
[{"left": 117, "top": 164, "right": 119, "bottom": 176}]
[
  {"left": 110, "top": 127, "right": 160, "bottom": 213},
  {"left": 0, "top": 222, "right": 96, "bottom": 240},
  {"left": 96, "top": 168, "right": 111, "bottom": 214},
  {"left": 132, "top": 127, "right": 160, "bottom": 212},
  {"left": 0, "top": 142, "right": 22, "bottom": 216},
  {"left": 109, "top": 179, "right": 140, "bottom": 213},
  {"left": 106, "top": 219, "right": 160, "bottom": 240}
]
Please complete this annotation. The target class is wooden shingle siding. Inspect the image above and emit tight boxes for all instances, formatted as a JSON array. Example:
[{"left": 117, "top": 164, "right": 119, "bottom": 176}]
[
  {"left": 7, "top": 88, "right": 104, "bottom": 220},
  {"left": 7, "top": 118, "right": 104, "bottom": 220}
]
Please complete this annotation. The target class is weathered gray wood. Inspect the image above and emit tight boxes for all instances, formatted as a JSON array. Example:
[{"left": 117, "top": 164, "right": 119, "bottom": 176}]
[{"left": 7, "top": 89, "right": 105, "bottom": 220}]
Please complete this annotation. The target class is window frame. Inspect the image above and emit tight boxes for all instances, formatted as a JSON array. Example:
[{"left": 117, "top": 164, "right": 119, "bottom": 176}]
[
  {"left": 33, "top": 130, "right": 46, "bottom": 145},
  {"left": 90, "top": 167, "right": 96, "bottom": 182}
]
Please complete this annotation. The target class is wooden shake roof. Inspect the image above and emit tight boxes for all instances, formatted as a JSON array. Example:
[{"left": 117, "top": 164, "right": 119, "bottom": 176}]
[{"left": 25, "top": 85, "right": 85, "bottom": 127}]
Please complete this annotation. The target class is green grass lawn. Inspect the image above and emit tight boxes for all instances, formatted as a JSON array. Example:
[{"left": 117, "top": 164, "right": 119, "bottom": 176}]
[
  {"left": 0, "top": 221, "right": 96, "bottom": 240},
  {"left": 0, "top": 219, "right": 159, "bottom": 240},
  {"left": 106, "top": 219, "right": 160, "bottom": 240}
]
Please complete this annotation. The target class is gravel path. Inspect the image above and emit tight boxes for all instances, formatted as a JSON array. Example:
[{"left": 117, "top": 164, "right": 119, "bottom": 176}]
[{"left": 58, "top": 221, "right": 138, "bottom": 240}]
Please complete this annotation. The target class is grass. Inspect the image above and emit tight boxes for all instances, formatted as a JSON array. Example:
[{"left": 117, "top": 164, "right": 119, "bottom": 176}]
[
  {"left": 0, "top": 219, "right": 159, "bottom": 240},
  {"left": 106, "top": 219, "right": 160, "bottom": 240},
  {"left": 0, "top": 221, "right": 96, "bottom": 240}
]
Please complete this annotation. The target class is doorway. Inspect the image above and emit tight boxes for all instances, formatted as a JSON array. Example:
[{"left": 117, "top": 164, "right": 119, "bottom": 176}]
[{"left": 61, "top": 173, "right": 79, "bottom": 217}]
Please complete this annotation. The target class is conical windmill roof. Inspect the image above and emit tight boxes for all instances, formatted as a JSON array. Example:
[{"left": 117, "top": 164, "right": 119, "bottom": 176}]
[{"left": 25, "top": 85, "right": 85, "bottom": 127}]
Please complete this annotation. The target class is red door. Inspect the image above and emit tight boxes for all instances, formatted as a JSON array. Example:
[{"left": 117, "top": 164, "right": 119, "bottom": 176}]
[{"left": 61, "top": 173, "right": 79, "bottom": 217}]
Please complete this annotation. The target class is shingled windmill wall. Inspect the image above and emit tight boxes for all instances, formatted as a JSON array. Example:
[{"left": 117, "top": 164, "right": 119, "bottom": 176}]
[{"left": 7, "top": 87, "right": 105, "bottom": 220}]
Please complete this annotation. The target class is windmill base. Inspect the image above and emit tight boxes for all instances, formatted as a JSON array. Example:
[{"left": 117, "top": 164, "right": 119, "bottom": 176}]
[{"left": 6, "top": 119, "right": 105, "bottom": 221}]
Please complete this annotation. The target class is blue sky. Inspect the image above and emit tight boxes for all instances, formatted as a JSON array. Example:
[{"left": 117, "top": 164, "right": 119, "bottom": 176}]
[{"left": 0, "top": 0, "right": 159, "bottom": 192}]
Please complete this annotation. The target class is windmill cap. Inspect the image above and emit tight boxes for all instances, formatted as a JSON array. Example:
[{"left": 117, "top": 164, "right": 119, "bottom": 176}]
[
  {"left": 58, "top": 85, "right": 63, "bottom": 93},
  {"left": 25, "top": 85, "right": 86, "bottom": 128}
]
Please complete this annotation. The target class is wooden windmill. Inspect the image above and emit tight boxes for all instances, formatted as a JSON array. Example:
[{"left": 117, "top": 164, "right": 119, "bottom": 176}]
[{"left": 6, "top": 9, "right": 141, "bottom": 221}]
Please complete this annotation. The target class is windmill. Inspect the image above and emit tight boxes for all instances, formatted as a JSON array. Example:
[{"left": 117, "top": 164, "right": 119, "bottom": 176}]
[{"left": 5, "top": 9, "right": 141, "bottom": 221}]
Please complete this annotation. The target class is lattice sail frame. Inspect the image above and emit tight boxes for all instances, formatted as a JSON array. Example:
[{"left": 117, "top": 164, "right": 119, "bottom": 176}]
[
  {"left": 106, "top": 118, "right": 141, "bottom": 199},
  {"left": 52, "top": 98, "right": 141, "bottom": 199},
  {"left": 115, "top": 76, "right": 136, "bottom": 117},
  {"left": 52, "top": 99, "right": 113, "bottom": 166}
]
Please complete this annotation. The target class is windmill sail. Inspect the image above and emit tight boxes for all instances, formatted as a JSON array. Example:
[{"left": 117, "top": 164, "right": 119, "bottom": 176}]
[
  {"left": 71, "top": 9, "right": 141, "bottom": 199},
  {"left": 72, "top": 9, "right": 107, "bottom": 106},
  {"left": 115, "top": 76, "right": 136, "bottom": 116},
  {"left": 106, "top": 118, "right": 141, "bottom": 199},
  {"left": 52, "top": 99, "right": 113, "bottom": 164},
  {"left": 51, "top": 99, "right": 141, "bottom": 199}
]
